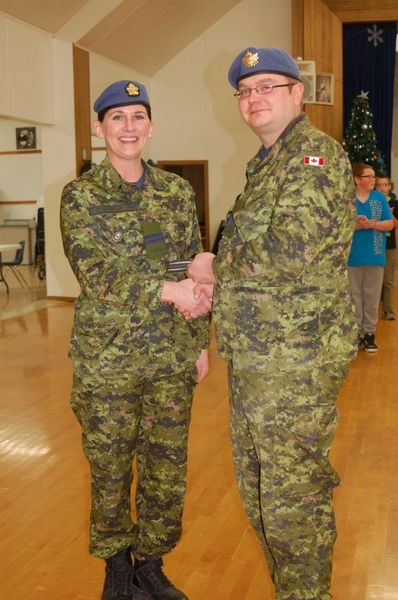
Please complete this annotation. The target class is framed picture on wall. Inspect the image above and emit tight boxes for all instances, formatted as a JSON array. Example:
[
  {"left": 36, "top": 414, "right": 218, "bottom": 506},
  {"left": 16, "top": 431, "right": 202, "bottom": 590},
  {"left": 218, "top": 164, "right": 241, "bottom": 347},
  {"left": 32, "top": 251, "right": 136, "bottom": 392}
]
[
  {"left": 16, "top": 126, "right": 37, "bottom": 150},
  {"left": 315, "top": 73, "right": 334, "bottom": 105}
]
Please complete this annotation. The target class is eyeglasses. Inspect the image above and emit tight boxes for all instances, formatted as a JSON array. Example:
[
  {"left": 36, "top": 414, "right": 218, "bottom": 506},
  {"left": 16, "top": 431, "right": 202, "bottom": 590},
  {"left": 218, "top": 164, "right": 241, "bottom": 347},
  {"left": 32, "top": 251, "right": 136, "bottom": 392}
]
[
  {"left": 234, "top": 83, "right": 296, "bottom": 99},
  {"left": 359, "top": 175, "right": 376, "bottom": 179},
  {"left": 377, "top": 183, "right": 390, "bottom": 187}
]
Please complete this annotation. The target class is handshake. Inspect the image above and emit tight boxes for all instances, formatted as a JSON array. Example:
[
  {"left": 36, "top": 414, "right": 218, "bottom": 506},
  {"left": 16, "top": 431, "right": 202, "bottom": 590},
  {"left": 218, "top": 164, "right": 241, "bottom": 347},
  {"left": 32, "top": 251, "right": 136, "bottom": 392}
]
[{"left": 161, "top": 252, "right": 217, "bottom": 320}]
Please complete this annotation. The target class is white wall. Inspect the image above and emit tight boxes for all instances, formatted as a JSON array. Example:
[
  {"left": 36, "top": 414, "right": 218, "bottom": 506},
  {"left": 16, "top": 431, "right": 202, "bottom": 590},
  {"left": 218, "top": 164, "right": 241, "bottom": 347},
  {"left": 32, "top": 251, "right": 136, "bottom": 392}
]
[
  {"left": 0, "top": 119, "right": 42, "bottom": 152},
  {"left": 0, "top": 13, "right": 53, "bottom": 124},
  {"left": 150, "top": 0, "right": 292, "bottom": 243},
  {"left": 41, "top": 39, "right": 79, "bottom": 298},
  {"left": 3, "top": 0, "right": 396, "bottom": 300},
  {"left": 0, "top": 0, "right": 292, "bottom": 298},
  {"left": 0, "top": 12, "right": 51, "bottom": 233},
  {"left": 0, "top": 120, "right": 42, "bottom": 221}
]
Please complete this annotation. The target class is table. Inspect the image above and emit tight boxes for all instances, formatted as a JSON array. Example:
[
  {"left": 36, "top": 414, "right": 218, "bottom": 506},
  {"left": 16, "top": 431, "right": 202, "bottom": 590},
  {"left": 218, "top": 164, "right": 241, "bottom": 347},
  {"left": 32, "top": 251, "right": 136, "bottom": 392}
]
[
  {"left": 0, "top": 220, "right": 36, "bottom": 264},
  {"left": 0, "top": 243, "right": 21, "bottom": 294}
]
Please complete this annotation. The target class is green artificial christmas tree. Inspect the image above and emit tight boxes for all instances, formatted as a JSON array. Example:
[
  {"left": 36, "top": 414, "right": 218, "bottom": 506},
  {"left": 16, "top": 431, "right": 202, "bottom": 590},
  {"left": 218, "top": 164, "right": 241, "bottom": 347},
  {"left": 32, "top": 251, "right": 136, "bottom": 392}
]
[{"left": 342, "top": 91, "right": 386, "bottom": 175}]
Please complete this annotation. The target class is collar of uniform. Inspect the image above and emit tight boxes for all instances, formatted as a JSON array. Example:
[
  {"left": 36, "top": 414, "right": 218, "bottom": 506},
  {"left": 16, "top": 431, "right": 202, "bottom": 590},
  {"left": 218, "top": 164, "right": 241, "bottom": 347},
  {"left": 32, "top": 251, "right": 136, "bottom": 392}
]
[
  {"left": 247, "top": 112, "right": 308, "bottom": 176},
  {"left": 95, "top": 157, "right": 126, "bottom": 190},
  {"left": 98, "top": 156, "right": 148, "bottom": 191},
  {"left": 262, "top": 111, "right": 307, "bottom": 157},
  {"left": 133, "top": 162, "right": 147, "bottom": 190},
  {"left": 278, "top": 111, "right": 307, "bottom": 145}
]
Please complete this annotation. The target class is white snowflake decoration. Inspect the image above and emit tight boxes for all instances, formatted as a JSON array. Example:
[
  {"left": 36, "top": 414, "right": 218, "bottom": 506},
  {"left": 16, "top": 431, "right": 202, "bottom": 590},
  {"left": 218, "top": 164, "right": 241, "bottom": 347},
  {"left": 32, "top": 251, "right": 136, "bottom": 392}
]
[{"left": 367, "top": 24, "right": 384, "bottom": 47}]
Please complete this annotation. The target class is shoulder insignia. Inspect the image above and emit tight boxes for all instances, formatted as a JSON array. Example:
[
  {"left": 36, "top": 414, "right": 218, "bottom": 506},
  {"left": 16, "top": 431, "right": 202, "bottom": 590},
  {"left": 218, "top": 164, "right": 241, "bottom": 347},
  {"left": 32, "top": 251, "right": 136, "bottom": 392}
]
[{"left": 304, "top": 155, "right": 325, "bottom": 167}]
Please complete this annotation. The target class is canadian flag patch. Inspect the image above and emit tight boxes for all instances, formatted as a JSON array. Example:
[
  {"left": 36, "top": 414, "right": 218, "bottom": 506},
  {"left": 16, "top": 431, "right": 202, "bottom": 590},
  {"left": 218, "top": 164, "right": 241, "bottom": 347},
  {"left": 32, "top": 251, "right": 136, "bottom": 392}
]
[{"left": 304, "top": 155, "right": 325, "bottom": 166}]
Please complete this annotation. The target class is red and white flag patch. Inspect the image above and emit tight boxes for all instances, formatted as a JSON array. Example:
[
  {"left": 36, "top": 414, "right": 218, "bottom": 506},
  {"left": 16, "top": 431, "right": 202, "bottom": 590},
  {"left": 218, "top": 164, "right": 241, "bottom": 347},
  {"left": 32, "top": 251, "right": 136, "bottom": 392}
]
[{"left": 304, "top": 155, "right": 325, "bottom": 166}]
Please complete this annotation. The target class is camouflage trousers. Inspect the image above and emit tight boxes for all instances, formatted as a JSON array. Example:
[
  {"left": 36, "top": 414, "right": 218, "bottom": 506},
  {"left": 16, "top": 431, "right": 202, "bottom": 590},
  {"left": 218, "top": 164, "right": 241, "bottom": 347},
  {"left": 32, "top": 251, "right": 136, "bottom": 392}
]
[
  {"left": 71, "top": 363, "right": 197, "bottom": 559},
  {"left": 228, "top": 361, "right": 348, "bottom": 600}
]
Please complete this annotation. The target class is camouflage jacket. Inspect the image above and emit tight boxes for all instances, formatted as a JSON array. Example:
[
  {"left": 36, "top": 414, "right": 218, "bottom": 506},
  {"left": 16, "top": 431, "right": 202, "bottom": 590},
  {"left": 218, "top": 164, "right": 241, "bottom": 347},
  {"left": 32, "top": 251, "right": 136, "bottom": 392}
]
[
  {"left": 60, "top": 158, "right": 209, "bottom": 374},
  {"left": 213, "top": 113, "right": 357, "bottom": 372}
]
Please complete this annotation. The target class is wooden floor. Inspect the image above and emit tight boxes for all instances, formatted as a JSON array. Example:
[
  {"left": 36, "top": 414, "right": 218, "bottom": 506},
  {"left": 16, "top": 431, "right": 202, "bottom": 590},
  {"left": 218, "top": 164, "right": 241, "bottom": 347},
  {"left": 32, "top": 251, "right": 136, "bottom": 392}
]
[{"left": 1, "top": 266, "right": 397, "bottom": 600}]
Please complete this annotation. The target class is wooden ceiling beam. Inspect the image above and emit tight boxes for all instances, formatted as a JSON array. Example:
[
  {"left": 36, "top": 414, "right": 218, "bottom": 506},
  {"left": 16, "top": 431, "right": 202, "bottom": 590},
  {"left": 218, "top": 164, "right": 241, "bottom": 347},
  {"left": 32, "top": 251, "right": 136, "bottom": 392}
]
[{"left": 323, "top": 0, "right": 398, "bottom": 22}]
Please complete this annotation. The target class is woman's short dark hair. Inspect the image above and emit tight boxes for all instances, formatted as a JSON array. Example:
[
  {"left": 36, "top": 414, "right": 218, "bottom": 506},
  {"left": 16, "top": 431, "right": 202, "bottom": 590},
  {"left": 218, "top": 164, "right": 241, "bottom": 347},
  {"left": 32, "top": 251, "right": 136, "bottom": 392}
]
[{"left": 98, "top": 104, "right": 152, "bottom": 122}]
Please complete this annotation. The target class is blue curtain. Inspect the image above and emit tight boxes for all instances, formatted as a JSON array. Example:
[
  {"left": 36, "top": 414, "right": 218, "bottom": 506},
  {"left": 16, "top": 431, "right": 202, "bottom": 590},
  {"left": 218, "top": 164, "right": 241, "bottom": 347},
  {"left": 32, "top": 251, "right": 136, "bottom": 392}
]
[{"left": 343, "top": 22, "right": 396, "bottom": 175}]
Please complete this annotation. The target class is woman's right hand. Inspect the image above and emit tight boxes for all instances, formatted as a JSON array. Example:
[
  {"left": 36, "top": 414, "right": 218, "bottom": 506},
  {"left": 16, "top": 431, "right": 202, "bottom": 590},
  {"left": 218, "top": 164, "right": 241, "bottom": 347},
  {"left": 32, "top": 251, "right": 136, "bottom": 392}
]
[{"left": 161, "top": 279, "right": 212, "bottom": 319}]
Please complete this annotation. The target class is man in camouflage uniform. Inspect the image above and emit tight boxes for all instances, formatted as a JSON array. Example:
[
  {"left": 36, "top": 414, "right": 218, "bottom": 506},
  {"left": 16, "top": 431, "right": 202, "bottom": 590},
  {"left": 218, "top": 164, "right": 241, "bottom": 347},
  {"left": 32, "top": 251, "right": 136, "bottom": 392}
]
[
  {"left": 60, "top": 81, "right": 211, "bottom": 600},
  {"left": 187, "top": 48, "right": 357, "bottom": 599}
]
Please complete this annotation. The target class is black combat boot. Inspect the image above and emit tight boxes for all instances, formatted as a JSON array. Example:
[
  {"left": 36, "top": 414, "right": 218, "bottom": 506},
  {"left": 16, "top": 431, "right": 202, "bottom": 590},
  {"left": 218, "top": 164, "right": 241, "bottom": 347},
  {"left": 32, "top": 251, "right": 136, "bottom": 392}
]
[
  {"left": 133, "top": 557, "right": 188, "bottom": 599},
  {"left": 102, "top": 548, "right": 150, "bottom": 600}
]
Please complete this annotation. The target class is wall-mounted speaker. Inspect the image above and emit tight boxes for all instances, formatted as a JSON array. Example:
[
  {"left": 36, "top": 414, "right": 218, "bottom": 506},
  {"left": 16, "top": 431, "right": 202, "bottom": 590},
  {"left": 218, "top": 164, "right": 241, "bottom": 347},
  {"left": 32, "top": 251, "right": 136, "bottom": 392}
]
[{"left": 295, "top": 59, "right": 316, "bottom": 104}]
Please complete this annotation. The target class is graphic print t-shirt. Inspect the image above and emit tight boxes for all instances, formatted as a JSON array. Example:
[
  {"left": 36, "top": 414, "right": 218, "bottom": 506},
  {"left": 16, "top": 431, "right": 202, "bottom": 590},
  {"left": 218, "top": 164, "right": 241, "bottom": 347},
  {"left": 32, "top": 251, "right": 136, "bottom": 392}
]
[{"left": 348, "top": 190, "right": 392, "bottom": 266}]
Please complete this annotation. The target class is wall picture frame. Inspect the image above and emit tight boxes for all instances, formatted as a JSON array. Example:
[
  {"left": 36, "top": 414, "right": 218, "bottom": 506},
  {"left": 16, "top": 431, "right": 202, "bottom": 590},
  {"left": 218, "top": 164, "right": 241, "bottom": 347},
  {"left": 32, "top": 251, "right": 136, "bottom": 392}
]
[
  {"left": 315, "top": 73, "right": 334, "bottom": 105},
  {"left": 16, "top": 126, "right": 37, "bottom": 150}
]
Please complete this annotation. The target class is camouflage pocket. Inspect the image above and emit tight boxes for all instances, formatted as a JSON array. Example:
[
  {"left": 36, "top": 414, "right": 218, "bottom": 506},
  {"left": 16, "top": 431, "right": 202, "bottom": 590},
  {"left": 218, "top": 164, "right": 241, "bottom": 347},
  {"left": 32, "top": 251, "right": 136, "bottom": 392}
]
[
  {"left": 231, "top": 291, "right": 321, "bottom": 371},
  {"left": 69, "top": 325, "right": 119, "bottom": 361},
  {"left": 274, "top": 398, "right": 340, "bottom": 496},
  {"left": 70, "top": 301, "right": 120, "bottom": 361}
]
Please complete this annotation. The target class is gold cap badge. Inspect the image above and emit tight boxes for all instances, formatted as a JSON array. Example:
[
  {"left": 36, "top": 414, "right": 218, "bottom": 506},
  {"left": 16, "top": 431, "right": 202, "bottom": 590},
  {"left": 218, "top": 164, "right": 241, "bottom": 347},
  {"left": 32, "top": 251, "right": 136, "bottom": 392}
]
[
  {"left": 125, "top": 82, "right": 140, "bottom": 96},
  {"left": 241, "top": 51, "right": 259, "bottom": 68}
]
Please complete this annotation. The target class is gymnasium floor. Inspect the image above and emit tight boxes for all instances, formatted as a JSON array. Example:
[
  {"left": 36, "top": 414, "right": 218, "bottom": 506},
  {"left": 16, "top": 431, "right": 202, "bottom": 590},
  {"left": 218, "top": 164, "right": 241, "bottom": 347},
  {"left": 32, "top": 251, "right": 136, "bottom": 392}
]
[{"left": 1, "top": 266, "right": 397, "bottom": 599}]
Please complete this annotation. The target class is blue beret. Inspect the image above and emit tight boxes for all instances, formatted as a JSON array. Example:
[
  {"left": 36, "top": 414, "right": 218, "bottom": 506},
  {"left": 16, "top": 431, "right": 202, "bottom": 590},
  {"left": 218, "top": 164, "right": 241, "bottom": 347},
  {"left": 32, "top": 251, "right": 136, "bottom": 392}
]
[
  {"left": 94, "top": 80, "right": 150, "bottom": 116},
  {"left": 228, "top": 47, "right": 301, "bottom": 89}
]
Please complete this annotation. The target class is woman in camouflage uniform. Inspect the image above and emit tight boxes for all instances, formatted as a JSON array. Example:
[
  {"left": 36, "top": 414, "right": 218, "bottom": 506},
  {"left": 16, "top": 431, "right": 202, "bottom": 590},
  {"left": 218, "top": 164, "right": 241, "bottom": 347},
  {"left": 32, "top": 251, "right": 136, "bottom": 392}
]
[{"left": 60, "top": 80, "right": 211, "bottom": 600}]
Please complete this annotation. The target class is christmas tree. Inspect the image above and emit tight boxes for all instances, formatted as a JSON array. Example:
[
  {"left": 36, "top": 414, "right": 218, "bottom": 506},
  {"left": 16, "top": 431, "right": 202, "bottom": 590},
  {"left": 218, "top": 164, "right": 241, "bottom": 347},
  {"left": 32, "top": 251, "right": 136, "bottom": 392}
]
[{"left": 342, "top": 92, "right": 386, "bottom": 175}]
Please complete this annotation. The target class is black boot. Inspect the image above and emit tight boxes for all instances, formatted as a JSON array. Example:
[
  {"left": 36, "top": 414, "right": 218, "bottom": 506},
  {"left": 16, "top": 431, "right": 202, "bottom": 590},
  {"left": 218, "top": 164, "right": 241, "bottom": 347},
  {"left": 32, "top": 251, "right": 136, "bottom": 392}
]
[
  {"left": 102, "top": 548, "right": 150, "bottom": 600},
  {"left": 133, "top": 557, "right": 188, "bottom": 600}
]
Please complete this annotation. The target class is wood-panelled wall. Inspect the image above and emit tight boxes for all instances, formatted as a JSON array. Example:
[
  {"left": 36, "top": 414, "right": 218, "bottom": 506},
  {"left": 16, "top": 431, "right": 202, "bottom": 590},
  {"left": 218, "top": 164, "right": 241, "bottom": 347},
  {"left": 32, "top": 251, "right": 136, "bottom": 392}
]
[
  {"left": 292, "top": 0, "right": 398, "bottom": 143},
  {"left": 324, "top": 0, "right": 398, "bottom": 22},
  {"left": 292, "top": 0, "right": 343, "bottom": 141},
  {"left": 73, "top": 46, "right": 92, "bottom": 177}
]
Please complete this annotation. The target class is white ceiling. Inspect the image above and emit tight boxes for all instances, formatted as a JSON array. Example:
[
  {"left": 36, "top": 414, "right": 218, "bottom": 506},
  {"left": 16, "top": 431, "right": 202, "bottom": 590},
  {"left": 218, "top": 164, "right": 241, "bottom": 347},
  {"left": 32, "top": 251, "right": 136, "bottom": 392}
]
[{"left": 0, "top": 0, "right": 243, "bottom": 75}]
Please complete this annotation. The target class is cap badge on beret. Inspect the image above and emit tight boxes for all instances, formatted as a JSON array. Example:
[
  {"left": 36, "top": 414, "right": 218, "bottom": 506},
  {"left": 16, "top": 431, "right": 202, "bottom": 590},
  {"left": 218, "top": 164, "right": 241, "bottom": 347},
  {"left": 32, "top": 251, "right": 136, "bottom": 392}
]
[
  {"left": 242, "top": 51, "right": 259, "bottom": 68},
  {"left": 228, "top": 47, "right": 302, "bottom": 89},
  {"left": 125, "top": 82, "right": 140, "bottom": 97}
]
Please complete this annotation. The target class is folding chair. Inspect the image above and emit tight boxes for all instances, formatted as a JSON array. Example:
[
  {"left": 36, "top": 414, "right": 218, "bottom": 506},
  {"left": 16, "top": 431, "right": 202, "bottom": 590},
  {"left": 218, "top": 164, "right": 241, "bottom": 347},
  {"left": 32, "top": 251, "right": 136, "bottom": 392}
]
[{"left": 2, "top": 240, "right": 30, "bottom": 288}]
